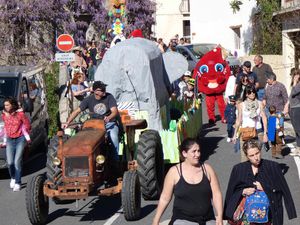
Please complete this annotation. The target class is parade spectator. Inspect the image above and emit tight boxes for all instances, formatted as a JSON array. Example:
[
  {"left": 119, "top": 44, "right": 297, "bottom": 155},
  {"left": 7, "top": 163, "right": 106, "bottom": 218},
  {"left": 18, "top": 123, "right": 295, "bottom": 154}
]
[
  {"left": 289, "top": 69, "right": 300, "bottom": 156},
  {"left": 224, "top": 65, "right": 240, "bottom": 103},
  {"left": 263, "top": 71, "right": 289, "bottom": 117},
  {"left": 70, "top": 46, "right": 87, "bottom": 75},
  {"left": 152, "top": 138, "right": 223, "bottom": 225},
  {"left": 157, "top": 38, "right": 166, "bottom": 53},
  {"left": 179, "top": 37, "right": 186, "bottom": 45},
  {"left": 267, "top": 105, "right": 284, "bottom": 158},
  {"left": 99, "top": 41, "right": 110, "bottom": 62},
  {"left": 235, "top": 73, "right": 249, "bottom": 102},
  {"left": 172, "top": 70, "right": 191, "bottom": 100},
  {"left": 87, "top": 60, "right": 95, "bottom": 82},
  {"left": 63, "top": 81, "right": 119, "bottom": 161},
  {"left": 1, "top": 97, "right": 31, "bottom": 191},
  {"left": 252, "top": 55, "right": 273, "bottom": 100},
  {"left": 183, "top": 78, "right": 195, "bottom": 100},
  {"left": 89, "top": 41, "right": 98, "bottom": 67},
  {"left": 224, "top": 139, "right": 297, "bottom": 225},
  {"left": 71, "top": 72, "right": 90, "bottom": 102},
  {"left": 235, "top": 61, "right": 258, "bottom": 94},
  {"left": 224, "top": 95, "right": 237, "bottom": 143},
  {"left": 233, "top": 86, "right": 268, "bottom": 162}
]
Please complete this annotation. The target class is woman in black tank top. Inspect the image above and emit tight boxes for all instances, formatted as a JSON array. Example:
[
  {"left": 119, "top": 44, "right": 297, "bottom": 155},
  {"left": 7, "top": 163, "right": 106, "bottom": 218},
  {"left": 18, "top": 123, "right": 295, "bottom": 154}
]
[{"left": 152, "top": 138, "right": 224, "bottom": 225}]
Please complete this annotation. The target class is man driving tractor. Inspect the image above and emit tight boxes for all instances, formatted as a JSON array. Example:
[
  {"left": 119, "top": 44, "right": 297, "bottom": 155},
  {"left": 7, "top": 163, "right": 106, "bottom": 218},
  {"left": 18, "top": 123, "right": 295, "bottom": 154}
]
[{"left": 63, "top": 81, "right": 120, "bottom": 161}]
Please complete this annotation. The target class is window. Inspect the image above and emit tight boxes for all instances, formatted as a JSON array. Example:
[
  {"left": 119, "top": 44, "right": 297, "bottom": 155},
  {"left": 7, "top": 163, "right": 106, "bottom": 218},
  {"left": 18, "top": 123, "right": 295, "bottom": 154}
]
[{"left": 183, "top": 20, "right": 191, "bottom": 43}]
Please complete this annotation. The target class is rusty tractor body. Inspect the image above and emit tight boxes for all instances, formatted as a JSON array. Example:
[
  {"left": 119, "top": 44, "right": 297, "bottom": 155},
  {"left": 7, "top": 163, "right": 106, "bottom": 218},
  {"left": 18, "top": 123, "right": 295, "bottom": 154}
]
[{"left": 25, "top": 117, "right": 159, "bottom": 225}]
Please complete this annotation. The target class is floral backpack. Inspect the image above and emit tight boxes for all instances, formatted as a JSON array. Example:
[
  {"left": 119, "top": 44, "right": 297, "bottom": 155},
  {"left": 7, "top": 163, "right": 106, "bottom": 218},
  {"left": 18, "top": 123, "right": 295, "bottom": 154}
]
[{"left": 244, "top": 191, "right": 270, "bottom": 223}]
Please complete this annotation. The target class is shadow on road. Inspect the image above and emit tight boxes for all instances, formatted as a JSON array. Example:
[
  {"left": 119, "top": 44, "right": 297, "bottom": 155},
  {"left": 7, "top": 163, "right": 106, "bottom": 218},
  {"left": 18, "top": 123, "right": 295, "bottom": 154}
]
[
  {"left": 80, "top": 195, "right": 122, "bottom": 221},
  {"left": 139, "top": 204, "right": 157, "bottom": 219},
  {"left": 199, "top": 136, "right": 224, "bottom": 161},
  {"left": 23, "top": 152, "right": 47, "bottom": 176},
  {"left": 199, "top": 122, "right": 223, "bottom": 161},
  {"left": 47, "top": 208, "right": 69, "bottom": 224}
]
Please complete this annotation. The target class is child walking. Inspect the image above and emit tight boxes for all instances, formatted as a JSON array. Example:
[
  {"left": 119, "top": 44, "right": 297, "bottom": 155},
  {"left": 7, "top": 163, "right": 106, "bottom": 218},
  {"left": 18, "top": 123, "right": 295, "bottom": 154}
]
[
  {"left": 267, "top": 105, "right": 285, "bottom": 158},
  {"left": 224, "top": 95, "right": 237, "bottom": 142}
]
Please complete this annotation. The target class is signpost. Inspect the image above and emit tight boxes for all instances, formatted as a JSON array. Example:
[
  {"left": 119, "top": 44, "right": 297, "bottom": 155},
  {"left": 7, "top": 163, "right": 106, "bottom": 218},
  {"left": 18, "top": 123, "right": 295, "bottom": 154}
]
[
  {"left": 55, "top": 53, "right": 75, "bottom": 62},
  {"left": 56, "top": 34, "right": 75, "bottom": 62},
  {"left": 56, "top": 34, "right": 74, "bottom": 52}
]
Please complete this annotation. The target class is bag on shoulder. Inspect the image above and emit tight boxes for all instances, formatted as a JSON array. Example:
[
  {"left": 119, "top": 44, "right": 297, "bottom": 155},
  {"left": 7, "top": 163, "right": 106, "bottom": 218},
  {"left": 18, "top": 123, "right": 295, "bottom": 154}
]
[
  {"left": 228, "top": 197, "right": 246, "bottom": 225},
  {"left": 245, "top": 191, "right": 270, "bottom": 223},
  {"left": 240, "top": 127, "right": 256, "bottom": 141}
]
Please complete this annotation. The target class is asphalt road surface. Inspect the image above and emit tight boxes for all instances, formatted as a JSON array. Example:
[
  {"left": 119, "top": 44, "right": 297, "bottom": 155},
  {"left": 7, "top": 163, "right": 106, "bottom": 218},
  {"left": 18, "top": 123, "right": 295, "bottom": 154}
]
[{"left": 0, "top": 110, "right": 299, "bottom": 225}]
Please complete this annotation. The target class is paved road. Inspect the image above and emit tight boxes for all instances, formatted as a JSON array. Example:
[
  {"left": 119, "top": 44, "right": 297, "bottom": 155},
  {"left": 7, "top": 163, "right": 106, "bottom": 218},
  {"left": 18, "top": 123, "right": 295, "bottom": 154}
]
[{"left": 0, "top": 110, "right": 299, "bottom": 225}]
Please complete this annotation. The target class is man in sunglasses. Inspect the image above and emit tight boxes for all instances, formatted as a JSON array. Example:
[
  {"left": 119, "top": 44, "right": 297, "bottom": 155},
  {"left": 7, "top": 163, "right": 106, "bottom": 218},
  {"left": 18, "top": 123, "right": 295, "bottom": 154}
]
[{"left": 63, "top": 81, "right": 120, "bottom": 161}]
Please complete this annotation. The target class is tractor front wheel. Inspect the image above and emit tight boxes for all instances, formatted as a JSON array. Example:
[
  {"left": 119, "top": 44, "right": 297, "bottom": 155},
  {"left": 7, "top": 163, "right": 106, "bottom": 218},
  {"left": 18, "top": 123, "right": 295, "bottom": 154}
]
[
  {"left": 122, "top": 170, "right": 141, "bottom": 221},
  {"left": 137, "top": 130, "right": 164, "bottom": 200},
  {"left": 26, "top": 174, "right": 49, "bottom": 225}
]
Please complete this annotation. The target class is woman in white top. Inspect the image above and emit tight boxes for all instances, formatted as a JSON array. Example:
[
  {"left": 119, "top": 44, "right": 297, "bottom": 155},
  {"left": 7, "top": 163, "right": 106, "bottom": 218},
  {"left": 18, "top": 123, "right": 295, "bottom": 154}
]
[
  {"left": 224, "top": 65, "right": 240, "bottom": 103},
  {"left": 233, "top": 85, "right": 268, "bottom": 161}
]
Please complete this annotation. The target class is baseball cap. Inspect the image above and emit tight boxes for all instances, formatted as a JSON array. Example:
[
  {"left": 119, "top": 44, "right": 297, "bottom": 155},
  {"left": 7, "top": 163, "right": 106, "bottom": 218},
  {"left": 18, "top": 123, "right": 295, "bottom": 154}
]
[
  {"left": 187, "top": 78, "right": 195, "bottom": 86},
  {"left": 229, "top": 95, "right": 237, "bottom": 102},
  {"left": 183, "top": 71, "right": 192, "bottom": 77},
  {"left": 243, "top": 61, "right": 251, "bottom": 68}
]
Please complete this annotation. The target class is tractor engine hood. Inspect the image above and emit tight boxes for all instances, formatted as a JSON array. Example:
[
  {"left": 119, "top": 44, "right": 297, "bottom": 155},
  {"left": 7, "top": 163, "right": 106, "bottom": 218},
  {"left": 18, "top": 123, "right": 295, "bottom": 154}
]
[{"left": 62, "top": 129, "right": 106, "bottom": 155}]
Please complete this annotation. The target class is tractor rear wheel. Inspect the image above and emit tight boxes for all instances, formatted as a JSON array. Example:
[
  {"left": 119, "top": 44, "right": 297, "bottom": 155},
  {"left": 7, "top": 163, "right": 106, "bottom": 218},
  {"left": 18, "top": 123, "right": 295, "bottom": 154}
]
[
  {"left": 26, "top": 174, "right": 49, "bottom": 225},
  {"left": 46, "top": 135, "right": 69, "bottom": 188},
  {"left": 122, "top": 170, "right": 141, "bottom": 221},
  {"left": 137, "top": 130, "right": 164, "bottom": 200}
]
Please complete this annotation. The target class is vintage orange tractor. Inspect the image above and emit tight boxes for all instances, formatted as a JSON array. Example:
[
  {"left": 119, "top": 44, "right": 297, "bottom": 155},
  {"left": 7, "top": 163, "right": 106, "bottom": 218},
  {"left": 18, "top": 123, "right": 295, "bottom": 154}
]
[{"left": 25, "top": 115, "right": 164, "bottom": 224}]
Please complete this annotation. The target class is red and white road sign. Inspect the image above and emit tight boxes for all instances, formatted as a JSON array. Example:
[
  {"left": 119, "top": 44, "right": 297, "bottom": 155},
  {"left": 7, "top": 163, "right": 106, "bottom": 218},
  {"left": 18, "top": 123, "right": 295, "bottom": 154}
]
[{"left": 56, "top": 34, "right": 75, "bottom": 52}]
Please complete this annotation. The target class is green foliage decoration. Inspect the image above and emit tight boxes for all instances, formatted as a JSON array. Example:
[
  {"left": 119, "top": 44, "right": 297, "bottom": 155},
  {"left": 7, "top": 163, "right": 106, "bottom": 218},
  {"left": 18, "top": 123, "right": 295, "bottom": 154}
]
[
  {"left": 44, "top": 62, "right": 60, "bottom": 137},
  {"left": 229, "top": 0, "right": 282, "bottom": 54}
]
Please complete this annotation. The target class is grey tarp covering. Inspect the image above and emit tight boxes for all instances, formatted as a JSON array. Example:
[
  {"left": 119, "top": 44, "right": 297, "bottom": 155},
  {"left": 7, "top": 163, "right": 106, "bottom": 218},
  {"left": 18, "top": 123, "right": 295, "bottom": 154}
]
[
  {"left": 95, "top": 38, "right": 187, "bottom": 130},
  {"left": 162, "top": 51, "right": 188, "bottom": 83}
]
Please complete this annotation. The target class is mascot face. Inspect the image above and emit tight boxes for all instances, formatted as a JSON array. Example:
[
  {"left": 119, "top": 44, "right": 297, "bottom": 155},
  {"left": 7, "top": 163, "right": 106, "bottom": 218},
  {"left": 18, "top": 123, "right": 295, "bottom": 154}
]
[{"left": 193, "top": 47, "right": 230, "bottom": 95}]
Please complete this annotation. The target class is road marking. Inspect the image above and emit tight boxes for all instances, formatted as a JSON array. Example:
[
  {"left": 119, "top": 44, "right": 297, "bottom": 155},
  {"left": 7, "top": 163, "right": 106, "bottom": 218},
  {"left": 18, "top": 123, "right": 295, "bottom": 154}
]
[
  {"left": 103, "top": 212, "right": 120, "bottom": 225},
  {"left": 286, "top": 143, "right": 300, "bottom": 181}
]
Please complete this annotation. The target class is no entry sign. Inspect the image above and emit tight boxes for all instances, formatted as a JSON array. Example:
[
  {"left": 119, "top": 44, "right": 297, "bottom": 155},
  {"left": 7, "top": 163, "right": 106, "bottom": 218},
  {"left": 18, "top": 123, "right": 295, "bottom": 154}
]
[{"left": 56, "top": 34, "right": 74, "bottom": 52}]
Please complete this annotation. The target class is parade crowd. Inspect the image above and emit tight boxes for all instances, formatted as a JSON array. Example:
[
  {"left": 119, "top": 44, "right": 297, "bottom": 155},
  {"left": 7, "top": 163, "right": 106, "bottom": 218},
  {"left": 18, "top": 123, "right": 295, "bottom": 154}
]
[{"left": 1, "top": 32, "right": 299, "bottom": 225}]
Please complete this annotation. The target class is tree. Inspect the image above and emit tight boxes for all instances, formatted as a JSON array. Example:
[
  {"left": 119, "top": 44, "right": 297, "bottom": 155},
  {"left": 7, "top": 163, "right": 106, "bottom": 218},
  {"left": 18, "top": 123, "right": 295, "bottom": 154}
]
[
  {"left": 0, "top": 0, "right": 156, "bottom": 65},
  {"left": 0, "top": 0, "right": 71, "bottom": 64},
  {"left": 125, "top": 0, "right": 156, "bottom": 38},
  {"left": 229, "top": 0, "right": 282, "bottom": 54}
]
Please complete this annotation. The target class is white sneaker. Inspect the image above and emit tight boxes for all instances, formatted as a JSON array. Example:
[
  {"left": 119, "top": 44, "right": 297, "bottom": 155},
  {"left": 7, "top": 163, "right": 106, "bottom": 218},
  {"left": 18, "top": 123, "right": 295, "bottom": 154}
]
[
  {"left": 13, "top": 184, "right": 21, "bottom": 192},
  {"left": 10, "top": 179, "right": 15, "bottom": 189},
  {"left": 290, "top": 149, "right": 300, "bottom": 156},
  {"left": 227, "top": 137, "right": 231, "bottom": 143}
]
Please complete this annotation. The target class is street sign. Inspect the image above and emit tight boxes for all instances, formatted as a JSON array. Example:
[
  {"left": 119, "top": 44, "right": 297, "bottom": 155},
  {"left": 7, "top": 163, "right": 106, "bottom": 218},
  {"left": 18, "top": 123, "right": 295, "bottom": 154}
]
[
  {"left": 56, "top": 34, "right": 75, "bottom": 52},
  {"left": 55, "top": 53, "right": 75, "bottom": 62}
]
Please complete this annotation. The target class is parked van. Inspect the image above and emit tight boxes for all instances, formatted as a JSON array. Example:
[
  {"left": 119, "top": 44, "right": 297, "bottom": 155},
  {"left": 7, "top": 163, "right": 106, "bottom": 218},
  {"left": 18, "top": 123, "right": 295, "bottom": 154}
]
[{"left": 0, "top": 64, "right": 49, "bottom": 169}]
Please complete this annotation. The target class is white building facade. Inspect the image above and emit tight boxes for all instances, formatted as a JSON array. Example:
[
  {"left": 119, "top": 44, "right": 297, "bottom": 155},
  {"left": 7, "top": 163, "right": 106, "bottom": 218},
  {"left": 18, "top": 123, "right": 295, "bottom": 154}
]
[{"left": 154, "top": 0, "right": 257, "bottom": 56}]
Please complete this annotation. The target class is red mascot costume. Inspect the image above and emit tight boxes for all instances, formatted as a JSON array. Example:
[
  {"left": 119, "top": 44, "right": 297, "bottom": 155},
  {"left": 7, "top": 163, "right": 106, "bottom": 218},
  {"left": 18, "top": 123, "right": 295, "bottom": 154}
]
[{"left": 193, "top": 47, "right": 230, "bottom": 124}]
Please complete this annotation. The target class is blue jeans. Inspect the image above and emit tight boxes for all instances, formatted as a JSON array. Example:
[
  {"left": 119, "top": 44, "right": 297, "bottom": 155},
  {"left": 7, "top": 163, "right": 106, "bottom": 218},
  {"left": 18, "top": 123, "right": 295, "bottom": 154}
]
[
  {"left": 105, "top": 122, "right": 119, "bottom": 161},
  {"left": 227, "top": 122, "right": 235, "bottom": 138},
  {"left": 6, "top": 136, "right": 25, "bottom": 184},
  {"left": 257, "top": 88, "right": 265, "bottom": 101}
]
